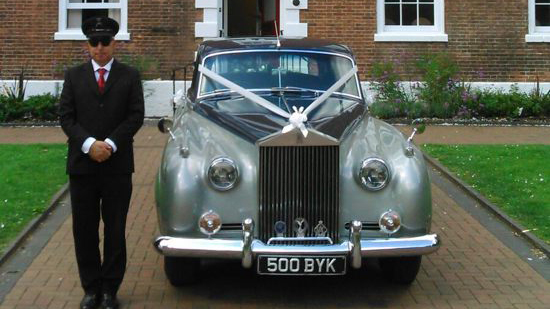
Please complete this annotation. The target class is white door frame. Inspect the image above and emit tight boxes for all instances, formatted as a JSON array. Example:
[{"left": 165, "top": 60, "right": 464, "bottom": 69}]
[{"left": 195, "top": 0, "right": 308, "bottom": 39}]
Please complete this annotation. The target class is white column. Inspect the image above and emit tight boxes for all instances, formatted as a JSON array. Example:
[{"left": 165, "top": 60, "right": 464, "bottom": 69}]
[
  {"left": 280, "top": 0, "right": 308, "bottom": 38},
  {"left": 195, "top": 0, "right": 223, "bottom": 38}
]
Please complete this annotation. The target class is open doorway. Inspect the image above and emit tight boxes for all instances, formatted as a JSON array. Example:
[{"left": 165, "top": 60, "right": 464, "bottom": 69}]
[{"left": 224, "top": 0, "right": 279, "bottom": 37}]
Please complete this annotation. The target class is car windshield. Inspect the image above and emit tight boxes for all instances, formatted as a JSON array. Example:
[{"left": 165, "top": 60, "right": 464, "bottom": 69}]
[{"left": 199, "top": 51, "right": 360, "bottom": 98}]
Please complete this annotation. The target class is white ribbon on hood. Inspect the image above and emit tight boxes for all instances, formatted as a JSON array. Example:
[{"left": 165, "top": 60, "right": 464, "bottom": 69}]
[{"left": 198, "top": 64, "right": 358, "bottom": 138}]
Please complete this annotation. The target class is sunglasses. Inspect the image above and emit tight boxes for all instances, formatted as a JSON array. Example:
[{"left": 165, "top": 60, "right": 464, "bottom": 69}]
[{"left": 88, "top": 36, "right": 113, "bottom": 47}]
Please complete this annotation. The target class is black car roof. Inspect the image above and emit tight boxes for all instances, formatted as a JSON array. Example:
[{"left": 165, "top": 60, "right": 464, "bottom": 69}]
[{"left": 197, "top": 37, "right": 354, "bottom": 58}]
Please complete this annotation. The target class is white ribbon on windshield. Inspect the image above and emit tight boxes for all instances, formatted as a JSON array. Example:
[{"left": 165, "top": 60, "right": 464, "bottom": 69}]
[
  {"left": 199, "top": 65, "right": 290, "bottom": 118},
  {"left": 282, "top": 66, "right": 358, "bottom": 137},
  {"left": 199, "top": 64, "right": 358, "bottom": 138}
]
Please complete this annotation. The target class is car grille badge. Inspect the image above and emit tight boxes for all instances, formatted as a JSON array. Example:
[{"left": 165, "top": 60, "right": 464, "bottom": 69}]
[
  {"left": 274, "top": 221, "right": 286, "bottom": 237},
  {"left": 314, "top": 220, "right": 328, "bottom": 237},
  {"left": 293, "top": 218, "right": 309, "bottom": 237}
]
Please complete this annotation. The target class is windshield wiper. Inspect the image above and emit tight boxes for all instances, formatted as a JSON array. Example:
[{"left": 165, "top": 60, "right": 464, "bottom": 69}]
[
  {"left": 270, "top": 87, "right": 319, "bottom": 95},
  {"left": 200, "top": 89, "right": 244, "bottom": 102},
  {"left": 202, "top": 89, "right": 232, "bottom": 96}
]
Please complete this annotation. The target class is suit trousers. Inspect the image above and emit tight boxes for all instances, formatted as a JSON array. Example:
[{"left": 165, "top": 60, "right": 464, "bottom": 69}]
[{"left": 69, "top": 173, "right": 132, "bottom": 295}]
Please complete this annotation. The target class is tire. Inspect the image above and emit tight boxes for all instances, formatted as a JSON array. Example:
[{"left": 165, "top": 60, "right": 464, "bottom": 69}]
[
  {"left": 379, "top": 256, "right": 422, "bottom": 284},
  {"left": 164, "top": 256, "right": 201, "bottom": 286}
]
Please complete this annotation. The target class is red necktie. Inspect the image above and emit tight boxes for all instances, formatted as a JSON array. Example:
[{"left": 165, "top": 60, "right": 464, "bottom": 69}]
[{"left": 98, "top": 68, "right": 106, "bottom": 94}]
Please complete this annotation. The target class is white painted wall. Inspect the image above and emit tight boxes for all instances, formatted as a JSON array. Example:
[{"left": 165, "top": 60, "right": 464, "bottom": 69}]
[
  {"left": 0, "top": 80, "right": 190, "bottom": 117},
  {"left": 2, "top": 80, "right": 549, "bottom": 117}
]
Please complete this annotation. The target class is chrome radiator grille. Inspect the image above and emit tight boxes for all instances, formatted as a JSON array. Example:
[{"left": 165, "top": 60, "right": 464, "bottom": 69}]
[{"left": 259, "top": 146, "right": 340, "bottom": 243}]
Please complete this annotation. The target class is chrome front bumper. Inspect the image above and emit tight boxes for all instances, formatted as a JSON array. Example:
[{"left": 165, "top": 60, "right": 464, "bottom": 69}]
[{"left": 153, "top": 219, "right": 440, "bottom": 269}]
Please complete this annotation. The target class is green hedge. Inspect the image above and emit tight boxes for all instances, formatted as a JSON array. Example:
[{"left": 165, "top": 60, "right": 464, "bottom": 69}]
[
  {"left": 0, "top": 93, "right": 59, "bottom": 122},
  {"left": 369, "top": 54, "right": 550, "bottom": 119}
]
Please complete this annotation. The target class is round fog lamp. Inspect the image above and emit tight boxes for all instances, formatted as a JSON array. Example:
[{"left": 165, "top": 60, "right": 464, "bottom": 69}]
[
  {"left": 379, "top": 210, "right": 401, "bottom": 234},
  {"left": 199, "top": 211, "right": 222, "bottom": 236},
  {"left": 208, "top": 157, "right": 238, "bottom": 191}
]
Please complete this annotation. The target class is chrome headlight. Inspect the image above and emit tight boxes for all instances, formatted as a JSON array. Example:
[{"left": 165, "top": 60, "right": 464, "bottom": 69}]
[
  {"left": 358, "top": 158, "right": 390, "bottom": 191},
  {"left": 208, "top": 157, "right": 239, "bottom": 191}
]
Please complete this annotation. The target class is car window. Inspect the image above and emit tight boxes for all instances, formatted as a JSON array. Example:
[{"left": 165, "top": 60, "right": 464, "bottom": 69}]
[{"left": 199, "top": 51, "right": 360, "bottom": 98}]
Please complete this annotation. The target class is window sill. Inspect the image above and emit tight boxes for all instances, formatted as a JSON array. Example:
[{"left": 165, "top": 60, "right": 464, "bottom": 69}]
[
  {"left": 374, "top": 33, "right": 448, "bottom": 42},
  {"left": 525, "top": 34, "right": 550, "bottom": 43},
  {"left": 54, "top": 31, "right": 131, "bottom": 41}
]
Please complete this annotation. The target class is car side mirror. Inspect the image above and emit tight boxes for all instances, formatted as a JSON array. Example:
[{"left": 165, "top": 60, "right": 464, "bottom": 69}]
[
  {"left": 411, "top": 118, "right": 426, "bottom": 135},
  {"left": 158, "top": 118, "right": 176, "bottom": 140},
  {"left": 405, "top": 119, "right": 426, "bottom": 157}
]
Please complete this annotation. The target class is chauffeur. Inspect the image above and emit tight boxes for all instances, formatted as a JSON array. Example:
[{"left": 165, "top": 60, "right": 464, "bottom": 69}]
[{"left": 59, "top": 17, "right": 144, "bottom": 309}]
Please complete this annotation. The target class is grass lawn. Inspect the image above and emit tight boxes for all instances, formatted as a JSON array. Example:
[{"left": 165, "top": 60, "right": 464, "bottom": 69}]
[
  {"left": 0, "top": 144, "right": 67, "bottom": 254},
  {"left": 422, "top": 144, "right": 550, "bottom": 244}
]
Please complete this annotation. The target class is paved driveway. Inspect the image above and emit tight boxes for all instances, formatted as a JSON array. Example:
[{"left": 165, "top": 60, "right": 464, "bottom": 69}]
[{"left": 0, "top": 125, "right": 549, "bottom": 308}]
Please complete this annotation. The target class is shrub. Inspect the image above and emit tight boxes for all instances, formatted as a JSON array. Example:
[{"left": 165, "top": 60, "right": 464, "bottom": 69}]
[
  {"left": 0, "top": 94, "right": 26, "bottom": 122},
  {"left": 0, "top": 93, "right": 59, "bottom": 122},
  {"left": 0, "top": 95, "right": 6, "bottom": 122},
  {"left": 414, "top": 53, "right": 462, "bottom": 118},
  {"left": 23, "top": 94, "right": 59, "bottom": 121},
  {"left": 369, "top": 61, "right": 417, "bottom": 118},
  {"left": 529, "top": 80, "right": 550, "bottom": 117},
  {"left": 369, "top": 53, "right": 550, "bottom": 120}
]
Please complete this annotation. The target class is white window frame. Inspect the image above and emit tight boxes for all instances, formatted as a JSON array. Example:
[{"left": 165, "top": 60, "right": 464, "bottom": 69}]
[
  {"left": 375, "top": 0, "right": 447, "bottom": 42},
  {"left": 55, "top": 0, "right": 130, "bottom": 40},
  {"left": 526, "top": 0, "right": 550, "bottom": 42}
]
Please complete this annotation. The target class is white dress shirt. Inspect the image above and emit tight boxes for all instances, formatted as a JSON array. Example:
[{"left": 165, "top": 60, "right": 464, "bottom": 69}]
[{"left": 81, "top": 58, "right": 118, "bottom": 154}]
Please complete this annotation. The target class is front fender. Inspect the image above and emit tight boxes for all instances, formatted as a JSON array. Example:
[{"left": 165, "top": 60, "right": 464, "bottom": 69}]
[
  {"left": 155, "top": 111, "right": 258, "bottom": 237},
  {"left": 340, "top": 116, "right": 432, "bottom": 236}
]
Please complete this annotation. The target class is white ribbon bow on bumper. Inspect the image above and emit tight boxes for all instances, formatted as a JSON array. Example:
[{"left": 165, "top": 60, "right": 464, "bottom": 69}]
[{"left": 198, "top": 65, "right": 358, "bottom": 138}]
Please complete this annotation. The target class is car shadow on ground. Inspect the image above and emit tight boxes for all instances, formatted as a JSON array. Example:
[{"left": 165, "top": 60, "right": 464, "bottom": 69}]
[{"left": 165, "top": 258, "right": 411, "bottom": 307}]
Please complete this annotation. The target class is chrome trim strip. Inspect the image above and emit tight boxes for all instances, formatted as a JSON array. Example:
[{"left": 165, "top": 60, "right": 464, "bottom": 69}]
[
  {"left": 154, "top": 233, "right": 441, "bottom": 269},
  {"left": 267, "top": 236, "right": 334, "bottom": 245},
  {"left": 203, "top": 49, "right": 357, "bottom": 64},
  {"left": 198, "top": 88, "right": 361, "bottom": 101}
]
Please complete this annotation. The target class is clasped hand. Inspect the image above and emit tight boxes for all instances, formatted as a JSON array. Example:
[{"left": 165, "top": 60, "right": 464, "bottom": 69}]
[{"left": 89, "top": 141, "right": 112, "bottom": 163}]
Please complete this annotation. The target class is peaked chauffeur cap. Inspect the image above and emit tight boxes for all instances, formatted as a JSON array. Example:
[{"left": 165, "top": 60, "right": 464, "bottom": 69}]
[{"left": 82, "top": 16, "right": 119, "bottom": 38}]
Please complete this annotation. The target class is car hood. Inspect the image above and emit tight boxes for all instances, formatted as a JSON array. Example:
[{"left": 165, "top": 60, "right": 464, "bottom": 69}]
[{"left": 194, "top": 96, "right": 366, "bottom": 143}]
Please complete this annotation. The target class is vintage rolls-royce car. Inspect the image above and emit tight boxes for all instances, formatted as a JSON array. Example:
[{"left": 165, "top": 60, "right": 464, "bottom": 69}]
[{"left": 154, "top": 37, "right": 440, "bottom": 285}]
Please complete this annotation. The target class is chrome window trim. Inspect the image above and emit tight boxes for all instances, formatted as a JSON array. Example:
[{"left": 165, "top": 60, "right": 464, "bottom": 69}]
[
  {"left": 198, "top": 88, "right": 363, "bottom": 102},
  {"left": 197, "top": 49, "right": 363, "bottom": 101}
]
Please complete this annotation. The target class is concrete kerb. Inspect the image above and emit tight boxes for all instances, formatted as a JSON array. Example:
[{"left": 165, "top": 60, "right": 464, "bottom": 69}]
[
  {"left": 0, "top": 118, "right": 162, "bottom": 128},
  {"left": 423, "top": 152, "right": 550, "bottom": 258},
  {"left": 0, "top": 183, "right": 69, "bottom": 267}
]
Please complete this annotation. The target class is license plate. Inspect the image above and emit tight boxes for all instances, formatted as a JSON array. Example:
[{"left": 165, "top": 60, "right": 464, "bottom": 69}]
[{"left": 257, "top": 255, "right": 346, "bottom": 275}]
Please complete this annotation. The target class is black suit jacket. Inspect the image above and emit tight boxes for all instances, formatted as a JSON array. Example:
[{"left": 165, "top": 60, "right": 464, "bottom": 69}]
[{"left": 59, "top": 59, "right": 144, "bottom": 175}]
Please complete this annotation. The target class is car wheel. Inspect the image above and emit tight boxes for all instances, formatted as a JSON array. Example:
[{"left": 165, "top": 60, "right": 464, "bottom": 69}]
[
  {"left": 164, "top": 256, "right": 201, "bottom": 286},
  {"left": 379, "top": 256, "right": 422, "bottom": 284}
]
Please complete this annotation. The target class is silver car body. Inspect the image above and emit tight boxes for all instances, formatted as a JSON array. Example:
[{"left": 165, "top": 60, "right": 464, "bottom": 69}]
[{"left": 154, "top": 38, "right": 439, "bottom": 275}]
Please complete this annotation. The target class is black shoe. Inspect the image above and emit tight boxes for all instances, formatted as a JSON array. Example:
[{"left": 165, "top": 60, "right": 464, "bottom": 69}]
[
  {"left": 100, "top": 293, "right": 119, "bottom": 309},
  {"left": 80, "top": 293, "right": 99, "bottom": 309}
]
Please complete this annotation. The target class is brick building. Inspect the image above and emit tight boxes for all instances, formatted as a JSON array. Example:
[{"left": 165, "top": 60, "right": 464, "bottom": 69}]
[{"left": 1, "top": 0, "right": 549, "bottom": 116}]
